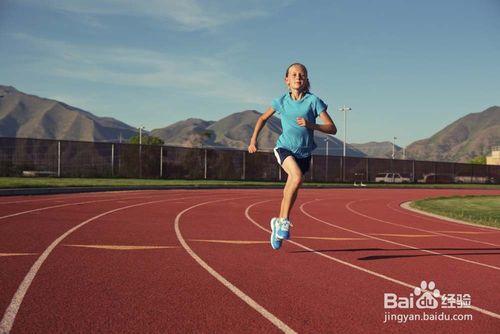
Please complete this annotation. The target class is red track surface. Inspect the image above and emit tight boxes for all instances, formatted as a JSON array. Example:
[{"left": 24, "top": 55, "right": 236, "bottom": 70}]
[{"left": 0, "top": 188, "right": 499, "bottom": 333}]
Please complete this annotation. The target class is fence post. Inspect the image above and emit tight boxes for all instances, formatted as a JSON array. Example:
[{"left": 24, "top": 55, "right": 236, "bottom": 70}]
[
  {"left": 139, "top": 144, "right": 142, "bottom": 179},
  {"left": 111, "top": 144, "right": 114, "bottom": 177},
  {"left": 160, "top": 146, "right": 163, "bottom": 178},
  {"left": 204, "top": 149, "right": 207, "bottom": 179},
  {"left": 365, "top": 158, "right": 369, "bottom": 182},
  {"left": 310, "top": 155, "right": 314, "bottom": 182},
  {"left": 341, "top": 156, "right": 345, "bottom": 182},
  {"left": 57, "top": 141, "right": 61, "bottom": 177},
  {"left": 242, "top": 151, "right": 246, "bottom": 180},
  {"left": 412, "top": 160, "right": 415, "bottom": 183},
  {"left": 325, "top": 155, "right": 328, "bottom": 182}
]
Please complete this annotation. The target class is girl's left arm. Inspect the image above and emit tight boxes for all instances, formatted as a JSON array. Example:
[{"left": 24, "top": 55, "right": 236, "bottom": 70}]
[{"left": 297, "top": 110, "right": 337, "bottom": 134}]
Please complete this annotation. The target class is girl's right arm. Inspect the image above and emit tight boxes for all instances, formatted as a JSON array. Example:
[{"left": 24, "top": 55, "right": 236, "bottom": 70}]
[{"left": 248, "top": 107, "right": 276, "bottom": 153}]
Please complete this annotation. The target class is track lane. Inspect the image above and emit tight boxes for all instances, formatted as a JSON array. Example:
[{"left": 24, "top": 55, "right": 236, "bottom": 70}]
[
  {"left": 1, "top": 188, "right": 499, "bottom": 333},
  {"left": 295, "top": 196, "right": 500, "bottom": 315},
  {"left": 341, "top": 198, "right": 500, "bottom": 268},
  {"left": 179, "top": 193, "right": 499, "bottom": 333},
  {"left": 4, "top": 191, "right": 285, "bottom": 333}
]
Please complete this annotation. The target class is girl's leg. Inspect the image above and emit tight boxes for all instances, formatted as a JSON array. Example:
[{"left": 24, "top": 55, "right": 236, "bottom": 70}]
[{"left": 279, "top": 156, "right": 303, "bottom": 219}]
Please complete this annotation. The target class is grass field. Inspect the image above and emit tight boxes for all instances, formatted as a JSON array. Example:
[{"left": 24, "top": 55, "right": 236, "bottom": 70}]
[
  {"left": 1, "top": 177, "right": 500, "bottom": 189},
  {"left": 411, "top": 195, "right": 500, "bottom": 228}
]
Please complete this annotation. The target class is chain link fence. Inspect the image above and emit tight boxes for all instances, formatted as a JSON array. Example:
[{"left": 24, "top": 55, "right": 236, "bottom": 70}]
[{"left": 1, "top": 137, "right": 499, "bottom": 184}]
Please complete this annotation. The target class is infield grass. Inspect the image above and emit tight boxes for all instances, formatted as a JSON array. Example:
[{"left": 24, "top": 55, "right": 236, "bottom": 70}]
[{"left": 411, "top": 195, "right": 500, "bottom": 228}]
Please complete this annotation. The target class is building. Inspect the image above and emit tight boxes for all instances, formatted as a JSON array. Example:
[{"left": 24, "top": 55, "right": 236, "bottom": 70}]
[{"left": 486, "top": 146, "right": 500, "bottom": 165}]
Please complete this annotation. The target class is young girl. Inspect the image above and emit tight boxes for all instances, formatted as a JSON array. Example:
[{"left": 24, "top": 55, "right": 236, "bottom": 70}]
[{"left": 248, "top": 63, "right": 337, "bottom": 250}]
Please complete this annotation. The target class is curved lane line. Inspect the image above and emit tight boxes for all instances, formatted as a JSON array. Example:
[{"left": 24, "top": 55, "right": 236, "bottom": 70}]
[
  {"left": 0, "top": 195, "right": 196, "bottom": 334},
  {"left": 0, "top": 192, "right": 136, "bottom": 205},
  {"left": 244, "top": 200, "right": 500, "bottom": 321},
  {"left": 0, "top": 196, "right": 154, "bottom": 221},
  {"left": 174, "top": 198, "right": 297, "bottom": 334},
  {"left": 301, "top": 199, "right": 500, "bottom": 271},
  {"left": 0, "top": 192, "right": 205, "bottom": 221},
  {"left": 344, "top": 199, "right": 500, "bottom": 259},
  {"left": 397, "top": 201, "right": 500, "bottom": 232}
]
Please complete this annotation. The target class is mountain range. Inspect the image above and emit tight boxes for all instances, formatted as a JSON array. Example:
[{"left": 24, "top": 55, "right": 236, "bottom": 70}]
[
  {"left": 1, "top": 85, "right": 498, "bottom": 162},
  {"left": 0, "top": 85, "right": 136, "bottom": 141}
]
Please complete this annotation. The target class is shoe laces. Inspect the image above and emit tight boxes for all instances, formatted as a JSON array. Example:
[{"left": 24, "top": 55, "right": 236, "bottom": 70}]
[{"left": 280, "top": 219, "right": 292, "bottom": 231}]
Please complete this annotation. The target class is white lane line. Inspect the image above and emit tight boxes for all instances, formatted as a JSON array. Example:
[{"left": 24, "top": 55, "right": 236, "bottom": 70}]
[
  {"left": 398, "top": 201, "right": 500, "bottom": 232},
  {"left": 0, "top": 192, "right": 198, "bottom": 221},
  {"left": 0, "top": 191, "right": 145, "bottom": 205},
  {"left": 302, "top": 199, "right": 500, "bottom": 271},
  {"left": 0, "top": 253, "right": 37, "bottom": 257},
  {"left": 345, "top": 199, "right": 500, "bottom": 258},
  {"left": 0, "top": 196, "right": 149, "bottom": 221},
  {"left": 63, "top": 244, "right": 179, "bottom": 250},
  {"left": 0, "top": 195, "right": 197, "bottom": 334},
  {"left": 174, "top": 198, "right": 297, "bottom": 334},
  {"left": 244, "top": 200, "right": 500, "bottom": 321},
  {"left": 382, "top": 201, "right": 500, "bottom": 246}
]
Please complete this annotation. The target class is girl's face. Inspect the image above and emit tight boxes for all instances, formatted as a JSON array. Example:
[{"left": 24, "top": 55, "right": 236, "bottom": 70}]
[{"left": 285, "top": 65, "right": 308, "bottom": 91}]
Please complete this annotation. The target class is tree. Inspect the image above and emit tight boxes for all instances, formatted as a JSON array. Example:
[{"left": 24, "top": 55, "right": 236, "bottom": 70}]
[
  {"left": 128, "top": 134, "right": 164, "bottom": 145},
  {"left": 469, "top": 155, "right": 486, "bottom": 164}
]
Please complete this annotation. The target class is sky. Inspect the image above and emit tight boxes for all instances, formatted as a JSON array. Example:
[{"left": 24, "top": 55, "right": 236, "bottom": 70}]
[{"left": 0, "top": 0, "right": 499, "bottom": 147}]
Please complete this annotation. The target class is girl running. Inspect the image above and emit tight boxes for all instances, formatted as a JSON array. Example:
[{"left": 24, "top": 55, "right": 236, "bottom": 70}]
[{"left": 248, "top": 63, "right": 337, "bottom": 250}]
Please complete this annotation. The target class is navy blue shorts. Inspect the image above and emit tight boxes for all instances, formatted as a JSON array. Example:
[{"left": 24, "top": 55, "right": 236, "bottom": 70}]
[{"left": 273, "top": 148, "right": 311, "bottom": 175}]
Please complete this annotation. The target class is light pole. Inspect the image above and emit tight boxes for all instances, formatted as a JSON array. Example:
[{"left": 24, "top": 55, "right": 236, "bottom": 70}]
[
  {"left": 392, "top": 136, "right": 397, "bottom": 159},
  {"left": 138, "top": 126, "right": 145, "bottom": 178},
  {"left": 139, "top": 126, "right": 145, "bottom": 145},
  {"left": 323, "top": 135, "right": 335, "bottom": 181},
  {"left": 338, "top": 105, "right": 352, "bottom": 157}
]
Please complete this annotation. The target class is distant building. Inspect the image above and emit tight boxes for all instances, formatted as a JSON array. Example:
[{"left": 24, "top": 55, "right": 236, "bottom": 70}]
[{"left": 486, "top": 146, "right": 500, "bottom": 165}]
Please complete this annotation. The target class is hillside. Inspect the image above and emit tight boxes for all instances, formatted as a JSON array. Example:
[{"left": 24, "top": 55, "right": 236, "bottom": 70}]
[
  {"left": 151, "top": 110, "right": 365, "bottom": 156},
  {"left": 349, "top": 141, "right": 403, "bottom": 159},
  {"left": 405, "top": 106, "right": 500, "bottom": 162},
  {"left": 0, "top": 85, "right": 137, "bottom": 141}
]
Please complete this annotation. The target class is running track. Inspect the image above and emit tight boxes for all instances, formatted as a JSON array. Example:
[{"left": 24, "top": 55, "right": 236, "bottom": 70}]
[{"left": 0, "top": 188, "right": 499, "bottom": 333}]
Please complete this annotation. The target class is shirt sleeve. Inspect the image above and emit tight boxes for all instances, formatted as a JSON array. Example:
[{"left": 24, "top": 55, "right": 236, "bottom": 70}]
[
  {"left": 271, "top": 96, "right": 283, "bottom": 114},
  {"left": 313, "top": 97, "right": 328, "bottom": 117}
]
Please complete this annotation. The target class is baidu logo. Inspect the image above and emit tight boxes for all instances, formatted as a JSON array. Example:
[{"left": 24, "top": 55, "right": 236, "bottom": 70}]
[
  {"left": 383, "top": 280, "right": 473, "bottom": 323},
  {"left": 384, "top": 280, "right": 469, "bottom": 310},
  {"left": 414, "top": 280, "right": 440, "bottom": 309}
]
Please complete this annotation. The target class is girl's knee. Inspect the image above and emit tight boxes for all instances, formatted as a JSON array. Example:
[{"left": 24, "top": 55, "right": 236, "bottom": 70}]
[{"left": 291, "top": 173, "right": 303, "bottom": 187}]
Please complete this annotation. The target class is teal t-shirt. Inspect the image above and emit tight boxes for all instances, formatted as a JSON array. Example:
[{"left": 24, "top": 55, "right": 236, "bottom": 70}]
[{"left": 271, "top": 92, "right": 327, "bottom": 158}]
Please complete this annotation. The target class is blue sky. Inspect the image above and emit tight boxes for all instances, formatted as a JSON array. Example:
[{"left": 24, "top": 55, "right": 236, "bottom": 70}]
[{"left": 0, "top": 0, "right": 499, "bottom": 146}]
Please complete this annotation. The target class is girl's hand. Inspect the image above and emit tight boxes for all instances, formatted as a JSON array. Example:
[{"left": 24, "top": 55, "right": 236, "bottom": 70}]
[
  {"left": 296, "top": 117, "right": 310, "bottom": 128},
  {"left": 248, "top": 143, "right": 258, "bottom": 153}
]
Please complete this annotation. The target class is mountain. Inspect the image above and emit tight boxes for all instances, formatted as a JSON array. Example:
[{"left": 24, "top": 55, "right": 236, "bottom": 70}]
[
  {"left": 405, "top": 106, "right": 500, "bottom": 162},
  {"left": 151, "top": 110, "right": 366, "bottom": 156},
  {"left": 349, "top": 141, "right": 403, "bottom": 159},
  {"left": 0, "top": 85, "right": 137, "bottom": 141},
  {"left": 150, "top": 118, "right": 216, "bottom": 147}
]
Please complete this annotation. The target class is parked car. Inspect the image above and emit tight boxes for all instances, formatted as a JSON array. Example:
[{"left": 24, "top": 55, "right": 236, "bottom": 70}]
[
  {"left": 417, "top": 173, "right": 454, "bottom": 184},
  {"left": 455, "top": 175, "right": 497, "bottom": 184},
  {"left": 374, "top": 173, "right": 411, "bottom": 183}
]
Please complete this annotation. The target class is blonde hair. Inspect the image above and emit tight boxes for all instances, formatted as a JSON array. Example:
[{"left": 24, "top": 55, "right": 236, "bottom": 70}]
[{"left": 285, "top": 63, "right": 310, "bottom": 92}]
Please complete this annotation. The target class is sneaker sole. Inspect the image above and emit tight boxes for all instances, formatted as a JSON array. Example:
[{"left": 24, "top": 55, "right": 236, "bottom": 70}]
[{"left": 270, "top": 219, "right": 282, "bottom": 250}]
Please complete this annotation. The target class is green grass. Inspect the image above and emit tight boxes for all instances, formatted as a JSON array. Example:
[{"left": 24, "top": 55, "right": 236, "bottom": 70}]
[
  {"left": 0, "top": 177, "right": 286, "bottom": 188},
  {"left": 411, "top": 195, "right": 500, "bottom": 228},
  {"left": 0, "top": 177, "right": 499, "bottom": 189}
]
